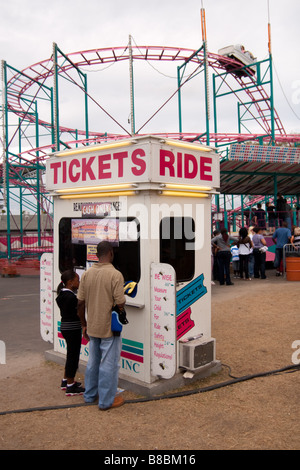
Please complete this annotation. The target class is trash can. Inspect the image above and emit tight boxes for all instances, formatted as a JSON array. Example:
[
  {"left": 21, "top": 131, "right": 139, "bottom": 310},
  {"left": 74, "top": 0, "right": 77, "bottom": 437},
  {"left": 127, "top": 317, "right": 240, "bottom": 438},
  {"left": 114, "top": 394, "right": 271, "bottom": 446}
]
[{"left": 286, "top": 257, "right": 300, "bottom": 281}]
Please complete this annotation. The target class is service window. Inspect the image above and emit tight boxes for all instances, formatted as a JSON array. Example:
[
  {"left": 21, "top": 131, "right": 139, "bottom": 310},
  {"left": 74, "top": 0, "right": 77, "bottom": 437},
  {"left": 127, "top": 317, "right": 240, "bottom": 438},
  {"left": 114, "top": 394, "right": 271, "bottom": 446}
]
[
  {"left": 59, "top": 217, "right": 140, "bottom": 282},
  {"left": 160, "top": 217, "right": 195, "bottom": 282}
]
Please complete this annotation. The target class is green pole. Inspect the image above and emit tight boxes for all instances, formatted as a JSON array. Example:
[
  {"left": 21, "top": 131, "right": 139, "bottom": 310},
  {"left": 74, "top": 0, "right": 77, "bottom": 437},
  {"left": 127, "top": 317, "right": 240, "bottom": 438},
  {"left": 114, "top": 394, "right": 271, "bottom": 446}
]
[
  {"left": 35, "top": 103, "right": 41, "bottom": 246},
  {"left": 53, "top": 43, "right": 60, "bottom": 151},
  {"left": 224, "top": 194, "right": 228, "bottom": 230},
  {"left": 50, "top": 87, "right": 55, "bottom": 151},
  {"left": 2, "top": 60, "right": 11, "bottom": 259},
  {"left": 128, "top": 35, "right": 136, "bottom": 135},
  {"left": 273, "top": 173, "right": 277, "bottom": 201},
  {"left": 203, "top": 40, "right": 210, "bottom": 146},
  {"left": 237, "top": 103, "right": 241, "bottom": 134},
  {"left": 84, "top": 73, "right": 89, "bottom": 141},
  {"left": 215, "top": 194, "right": 220, "bottom": 230},
  {"left": 232, "top": 195, "right": 236, "bottom": 231},
  {"left": 212, "top": 73, "right": 218, "bottom": 148},
  {"left": 18, "top": 119, "right": 23, "bottom": 247},
  {"left": 177, "top": 65, "right": 182, "bottom": 134},
  {"left": 269, "top": 53, "right": 275, "bottom": 144}
]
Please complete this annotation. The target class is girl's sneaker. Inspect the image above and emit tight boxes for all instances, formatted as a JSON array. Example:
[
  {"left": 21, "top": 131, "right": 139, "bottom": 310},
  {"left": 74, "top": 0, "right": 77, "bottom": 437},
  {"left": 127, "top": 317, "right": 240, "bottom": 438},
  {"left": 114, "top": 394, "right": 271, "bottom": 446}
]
[
  {"left": 61, "top": 379, "right": 82, "bottom": 390},
  {"left": 65, "top": 382, "right": 85, "bottom": 396}
]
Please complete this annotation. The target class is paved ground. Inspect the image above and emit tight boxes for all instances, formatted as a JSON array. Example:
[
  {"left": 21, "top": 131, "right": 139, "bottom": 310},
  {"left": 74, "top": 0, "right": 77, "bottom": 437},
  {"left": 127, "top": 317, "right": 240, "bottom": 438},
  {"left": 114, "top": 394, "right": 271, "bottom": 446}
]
[
  {"left": 0, "top": 276, "right": 49, "bottom": 377},
  {"left": 0, "top": 272, "right": 299, "bottom": 451}
]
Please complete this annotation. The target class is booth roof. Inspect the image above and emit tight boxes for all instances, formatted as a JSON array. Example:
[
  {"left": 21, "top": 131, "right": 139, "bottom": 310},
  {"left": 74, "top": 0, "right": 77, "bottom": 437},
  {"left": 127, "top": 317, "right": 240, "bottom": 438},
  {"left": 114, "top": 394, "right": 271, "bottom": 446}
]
[{"left": 220, "top": 159, "right": 300, "bottom": 195}]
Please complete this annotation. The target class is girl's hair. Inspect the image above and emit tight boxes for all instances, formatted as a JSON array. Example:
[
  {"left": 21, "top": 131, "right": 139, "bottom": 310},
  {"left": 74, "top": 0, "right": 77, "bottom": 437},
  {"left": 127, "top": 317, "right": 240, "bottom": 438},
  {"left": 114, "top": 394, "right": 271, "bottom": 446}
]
[
  {"left": 221, "top": 228, "right": 228, "bottom": 242},
  {"left": 57, "top": 270, "right": 77, "bottom": 295},
  {"left": 238, "top": 226, "right": 251, "bottom": 246},
  {"left": 239, "top": 227, "right": 248, "bottom": 239}
]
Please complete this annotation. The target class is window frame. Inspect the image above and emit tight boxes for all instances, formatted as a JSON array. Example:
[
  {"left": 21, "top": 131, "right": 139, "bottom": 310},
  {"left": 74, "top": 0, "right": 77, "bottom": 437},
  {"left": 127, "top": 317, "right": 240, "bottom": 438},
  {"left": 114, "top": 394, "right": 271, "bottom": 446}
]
[
  {"left": 159, "top": 216, "right": 195, "bottom": 283},
  {"left": 58, "top": 216, "right": 141, "bottom": 283}
]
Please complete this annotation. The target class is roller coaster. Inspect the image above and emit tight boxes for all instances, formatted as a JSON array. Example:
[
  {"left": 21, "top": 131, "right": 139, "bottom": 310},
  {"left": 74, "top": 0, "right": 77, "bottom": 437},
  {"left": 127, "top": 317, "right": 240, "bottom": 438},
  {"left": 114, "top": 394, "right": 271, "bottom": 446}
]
[{"left": 1, "top": 39, "right": 300, "bottom": 259}]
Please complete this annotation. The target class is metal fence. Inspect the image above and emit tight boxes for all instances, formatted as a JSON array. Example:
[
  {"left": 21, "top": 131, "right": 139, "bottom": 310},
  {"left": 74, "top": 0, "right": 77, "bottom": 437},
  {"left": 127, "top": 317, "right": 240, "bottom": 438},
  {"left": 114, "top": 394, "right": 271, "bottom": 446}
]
[
  {"left": 212, "top": 209, "right": 300, "bottom": 233},
  {"left": 0, "top": 235, "right": 53, "bottom": 276},
  {"left": 0, "top": 235, "right": 53, "bottom": 259}
]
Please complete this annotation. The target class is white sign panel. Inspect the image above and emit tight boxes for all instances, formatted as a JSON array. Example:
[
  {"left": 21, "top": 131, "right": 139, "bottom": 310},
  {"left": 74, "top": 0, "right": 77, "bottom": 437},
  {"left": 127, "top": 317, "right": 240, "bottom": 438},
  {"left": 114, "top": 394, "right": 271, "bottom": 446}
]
[
  {"left": 151, "top": 142, "right": 219, "bottom": 188},
  {"left": 40, "top": 253, "right": 54, "bottom": 343},
  {"left": 46, "top": 143, "right": 149, "bottom": 190},
  {"left": 151, "top": 263, "right": 176, "bottom": 379},
  {"left": 46, "top": 136, "right": 220, "bottom": 192}
]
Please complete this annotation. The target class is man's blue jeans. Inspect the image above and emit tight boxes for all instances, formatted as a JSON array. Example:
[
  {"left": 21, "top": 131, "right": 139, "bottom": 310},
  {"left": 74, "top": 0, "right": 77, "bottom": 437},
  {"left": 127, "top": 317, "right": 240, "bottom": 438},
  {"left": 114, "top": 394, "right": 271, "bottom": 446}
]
[{"left": 84, "top": 336, "right": 122, "bottom": 409}]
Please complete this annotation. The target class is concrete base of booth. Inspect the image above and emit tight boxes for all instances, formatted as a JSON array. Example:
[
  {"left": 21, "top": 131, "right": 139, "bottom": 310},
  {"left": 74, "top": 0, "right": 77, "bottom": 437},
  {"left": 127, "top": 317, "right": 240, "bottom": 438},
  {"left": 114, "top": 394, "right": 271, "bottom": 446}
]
[
  {"left": 45, "top": 349, "right": 222, "bottom": 398},
  {"left": 119, "top": 361, "right": 222, "bottom": 397}
]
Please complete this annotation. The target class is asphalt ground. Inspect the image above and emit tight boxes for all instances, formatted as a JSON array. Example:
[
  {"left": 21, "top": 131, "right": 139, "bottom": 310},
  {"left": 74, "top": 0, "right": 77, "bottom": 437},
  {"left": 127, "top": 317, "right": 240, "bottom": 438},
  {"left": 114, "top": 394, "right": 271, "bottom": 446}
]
[{"left": 0, "top": 275, "right": 49, "bottom": 375}]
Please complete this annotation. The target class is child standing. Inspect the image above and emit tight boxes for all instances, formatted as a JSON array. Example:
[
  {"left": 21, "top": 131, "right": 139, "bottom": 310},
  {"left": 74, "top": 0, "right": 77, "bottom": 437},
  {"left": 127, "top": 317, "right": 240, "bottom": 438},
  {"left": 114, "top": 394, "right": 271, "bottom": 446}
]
[
  {"left": 56, "top": 270, "right": 85, "bottom": 396},
  {"left": 230, "top": 244, "right": 240, "bottom": 278}
]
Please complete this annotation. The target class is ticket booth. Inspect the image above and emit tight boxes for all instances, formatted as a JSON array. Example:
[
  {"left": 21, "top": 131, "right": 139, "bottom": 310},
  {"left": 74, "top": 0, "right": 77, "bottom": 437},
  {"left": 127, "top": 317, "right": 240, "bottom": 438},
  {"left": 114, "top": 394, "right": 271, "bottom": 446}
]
[{"left": 42, "top": 135, "right": 220, "bottom": 394}]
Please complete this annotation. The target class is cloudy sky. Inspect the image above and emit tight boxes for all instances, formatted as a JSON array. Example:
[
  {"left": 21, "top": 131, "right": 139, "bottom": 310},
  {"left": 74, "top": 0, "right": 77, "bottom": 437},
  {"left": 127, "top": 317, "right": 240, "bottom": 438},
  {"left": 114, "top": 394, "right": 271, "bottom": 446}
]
[{"left": 1, "top": 0, "right": 300, "bottom": 143}]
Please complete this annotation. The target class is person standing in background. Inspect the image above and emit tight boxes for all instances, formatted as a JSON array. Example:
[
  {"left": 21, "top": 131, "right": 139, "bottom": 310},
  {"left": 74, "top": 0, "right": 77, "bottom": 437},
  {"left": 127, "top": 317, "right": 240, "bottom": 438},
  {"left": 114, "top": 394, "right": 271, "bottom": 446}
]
[
  {"left": 211, "top": 228, "right": 238, "bottom": 286},
  {"left": 252, "top": 227, "right": 268, "bottom": 279},
  {"left": 266, "top": 201, "right": 276, "bottom": 233},
  {"left": 230, "top": 243, "right": 240, "bottom": 278},
  {"left": 253, "top": 203, "right": 266, "bottom": 229},
  {"left": 272, "top": 222, "right": 291, "bottom": 276},
  {"left": 238, "top": 227, "right": 253, "bottom": 280}
]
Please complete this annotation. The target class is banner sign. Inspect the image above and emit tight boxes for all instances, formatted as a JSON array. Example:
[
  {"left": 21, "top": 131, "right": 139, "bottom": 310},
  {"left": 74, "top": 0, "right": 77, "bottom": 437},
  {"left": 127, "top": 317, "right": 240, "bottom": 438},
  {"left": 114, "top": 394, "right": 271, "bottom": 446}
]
[
  {"left": 46, "top": 137, "right": 219, "bottom": 191},
  {"left": 176, "top": 274, "right": 207, "bottom": 315},
  {"left": 177, "top": 307, "right": 195, "bottom": 340}
]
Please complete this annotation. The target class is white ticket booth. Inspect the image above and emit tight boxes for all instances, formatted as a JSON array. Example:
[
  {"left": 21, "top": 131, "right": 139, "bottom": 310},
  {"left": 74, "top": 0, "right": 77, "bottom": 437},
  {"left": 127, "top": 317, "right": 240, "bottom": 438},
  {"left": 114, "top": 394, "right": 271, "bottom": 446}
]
[{"left": 42, "top": 135, "right": 220, "bottom": 394}]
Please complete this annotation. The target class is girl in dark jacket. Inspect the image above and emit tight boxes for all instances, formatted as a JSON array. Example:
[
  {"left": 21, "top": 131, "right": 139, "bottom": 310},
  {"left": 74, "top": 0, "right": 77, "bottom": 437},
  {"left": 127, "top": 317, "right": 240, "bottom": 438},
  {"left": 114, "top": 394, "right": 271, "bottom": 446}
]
[{"left": 56, "top": 270, "right": 85, "bottom": 396}]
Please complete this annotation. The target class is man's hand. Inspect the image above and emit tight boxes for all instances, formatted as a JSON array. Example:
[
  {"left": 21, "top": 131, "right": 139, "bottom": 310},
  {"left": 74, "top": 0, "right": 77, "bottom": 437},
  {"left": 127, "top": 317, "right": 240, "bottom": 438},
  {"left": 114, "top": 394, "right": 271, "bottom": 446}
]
[
  {"left": 78, "top": 299, "right": 88, "bottom": 340},
  {"left": 82, "top": 326, "right": 89, "bottom": 342}
]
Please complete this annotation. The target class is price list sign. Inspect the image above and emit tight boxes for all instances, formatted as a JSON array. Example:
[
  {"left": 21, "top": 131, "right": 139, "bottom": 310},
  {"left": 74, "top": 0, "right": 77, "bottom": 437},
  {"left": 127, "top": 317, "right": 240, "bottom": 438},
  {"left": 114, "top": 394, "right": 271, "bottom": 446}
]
[
  {"left": 40, "top": 253, "right": 54, "bottom": 343},
  {"left": 150, "top": 263, "right": 176, "bottom": 379}
]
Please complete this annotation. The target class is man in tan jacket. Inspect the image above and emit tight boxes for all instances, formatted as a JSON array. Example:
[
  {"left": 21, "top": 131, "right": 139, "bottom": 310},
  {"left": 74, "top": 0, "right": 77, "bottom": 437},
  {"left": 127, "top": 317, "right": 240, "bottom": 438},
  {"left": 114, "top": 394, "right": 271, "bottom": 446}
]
[{"left": 77, "top": 241, "right": 125, "bottom": 410}]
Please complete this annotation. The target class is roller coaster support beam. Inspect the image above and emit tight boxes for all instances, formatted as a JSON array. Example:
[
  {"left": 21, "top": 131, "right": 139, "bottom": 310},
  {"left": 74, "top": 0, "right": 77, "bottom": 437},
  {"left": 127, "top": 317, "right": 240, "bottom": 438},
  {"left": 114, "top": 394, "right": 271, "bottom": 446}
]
[
  {"left": 1, "top": 60, "right": 11, "bottom": 259},
  {"left": 201, "top": 6, "right": 210, "bottom": 146},
  {"left": 34, "top": 102, "right": 41, "bottom": 246},
  {"left": 53, "top": 43, "right": 59, "bottom": 151},
  {"left": 177, "top": 43, "right": 210, "bottom": 145},
  {"left": 269, "top": 52, "right": 275, "bottom": 144},
  {"left": 129, "top": 35, "right": 136, "bottom": 136},
  {"left": 53, "top": 43, "right": 89, "bottom": 151}
]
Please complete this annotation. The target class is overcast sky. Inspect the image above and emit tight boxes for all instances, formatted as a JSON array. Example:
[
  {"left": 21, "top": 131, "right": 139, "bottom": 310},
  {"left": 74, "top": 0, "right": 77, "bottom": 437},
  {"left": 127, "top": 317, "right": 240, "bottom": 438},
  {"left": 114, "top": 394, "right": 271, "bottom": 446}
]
[{"left": 1, "top": 0, "right": 300, "bottom": 141}]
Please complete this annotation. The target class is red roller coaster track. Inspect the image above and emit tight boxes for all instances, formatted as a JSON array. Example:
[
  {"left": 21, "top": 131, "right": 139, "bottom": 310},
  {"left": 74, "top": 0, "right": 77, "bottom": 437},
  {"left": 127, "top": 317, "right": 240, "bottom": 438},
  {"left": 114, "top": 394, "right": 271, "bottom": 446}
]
[{"left": 4, "top": 44, "right": 299, "bottom": 168}]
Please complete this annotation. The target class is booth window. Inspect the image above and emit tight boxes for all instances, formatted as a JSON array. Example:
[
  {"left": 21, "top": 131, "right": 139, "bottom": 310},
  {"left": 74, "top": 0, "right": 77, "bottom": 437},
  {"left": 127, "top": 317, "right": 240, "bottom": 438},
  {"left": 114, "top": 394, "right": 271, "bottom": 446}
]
[
  {"left": 160, "top": 217, "right": 195, "bottom": 282},
  {"left": 59, "top": 217, "right": 140, "bottom": 283}
]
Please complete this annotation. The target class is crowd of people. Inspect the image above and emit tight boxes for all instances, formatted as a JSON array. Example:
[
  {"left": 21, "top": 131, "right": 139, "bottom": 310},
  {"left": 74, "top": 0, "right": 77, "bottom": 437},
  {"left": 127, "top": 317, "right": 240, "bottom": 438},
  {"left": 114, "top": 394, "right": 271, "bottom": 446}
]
[
  {"left": 211, "top": 219, "right": 300, "bottom": 286},
  {"left": 243, "top": 193, "right": 299, "bottom": 232}
]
